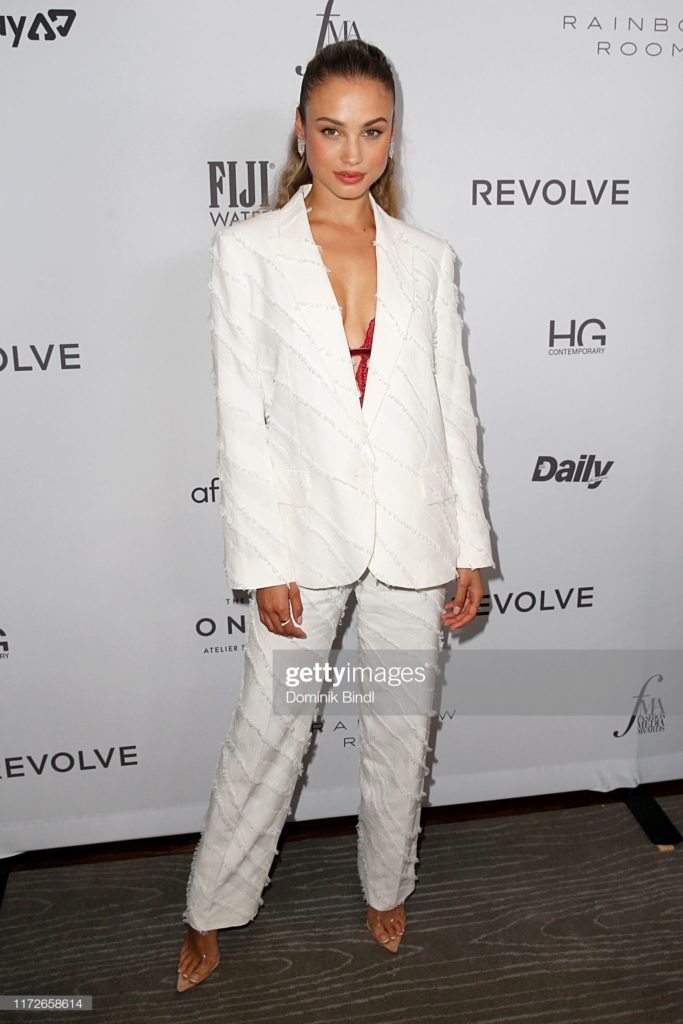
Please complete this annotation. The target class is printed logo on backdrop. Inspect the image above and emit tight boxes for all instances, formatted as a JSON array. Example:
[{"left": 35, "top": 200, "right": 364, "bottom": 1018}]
[
  {"left": 0, "top": 343, "right": 81, "bottom": 373},
  {"left": 532, "top": 454, "right": 613, "bottom": 488},
  {"left": 0, "top": 10, "right": 76, "bottom": 47},
  {"left": 548, "top": 319, "right": 607, "bottom": 356},
  {"left": 472, "top": 179, "right": 630, "bottom": 206},
  {"left": 196, "top": 600, "right": 250, "bottom": 655},
  {"left": 192, "top": 478, "right": 219, "bottom": 504},
  {"left": 613, "top": 673, "right": 666, "bottom": 737},
  {"left": 1, "top": 747, "right": 138, "bottom": 780},
  {"left": 295, "top": 0, "right": 361, "bottom": 74},
  {"left": 0, "top": 628, "right": 8, "bottom": 661},
  {"left": 562, "top": 14, "right": 683, "bottom": 58},
  {"left": 478, "top": 585, "right": 594, "bottom": 616},
  {"left": 209, "top": 161, "right": 275, "bottom": 226}
]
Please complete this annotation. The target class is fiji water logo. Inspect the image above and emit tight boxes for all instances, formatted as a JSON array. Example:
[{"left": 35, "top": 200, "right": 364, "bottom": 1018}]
[{"left": 613, "top": 673, "right": 666, "bottom": 737}]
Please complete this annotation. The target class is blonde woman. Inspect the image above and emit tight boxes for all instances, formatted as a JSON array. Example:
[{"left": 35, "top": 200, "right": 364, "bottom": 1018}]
[{"left": 177, "top": 38, "right": 494, "bottom": 990}]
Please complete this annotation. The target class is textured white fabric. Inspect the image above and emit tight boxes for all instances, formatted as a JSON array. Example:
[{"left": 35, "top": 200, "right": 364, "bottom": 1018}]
[
  {"left": 183, "top": 568, "right": 447, "bottom": 931},
  {"left": 209, "top": 181, "right": 494, "bottom": 591}
]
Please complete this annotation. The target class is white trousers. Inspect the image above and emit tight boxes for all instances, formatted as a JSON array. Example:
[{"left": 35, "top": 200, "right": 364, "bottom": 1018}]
[{"left": 182, "top": 566, "right": 447, "bottom": 932}]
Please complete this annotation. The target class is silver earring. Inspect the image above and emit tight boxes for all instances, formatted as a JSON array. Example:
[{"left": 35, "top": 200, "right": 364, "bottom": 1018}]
[
  {"left": 297, "top": 137, "right": 306, "bottom": 157},
  {"left": 388, "top": 139, "right": 395, "bottom": 159}
]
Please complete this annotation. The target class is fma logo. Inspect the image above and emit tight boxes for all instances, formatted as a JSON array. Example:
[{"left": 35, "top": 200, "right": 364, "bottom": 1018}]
[
  {"left": 208, "top": 160, "right": 274, "bottom": 225},
  {"left": 548, "top": 318, "right": 607, "bottom": 355},
  {"left": 0, "top": 10, "right": 76, "bottom": 46},
  {"left": 296, "top": 0, "right": 361, "bottom": 74},
  {"left": 532, "top": 454, "right": 613, "bottom": 489},
  {"left": 613, "top": 673, "right": 666, "bottom": 737}
]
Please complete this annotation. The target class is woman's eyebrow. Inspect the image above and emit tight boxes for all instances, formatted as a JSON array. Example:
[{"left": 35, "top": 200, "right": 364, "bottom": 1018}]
[{"left": 313, "top": 116, "right": 389, "bottom": 126}]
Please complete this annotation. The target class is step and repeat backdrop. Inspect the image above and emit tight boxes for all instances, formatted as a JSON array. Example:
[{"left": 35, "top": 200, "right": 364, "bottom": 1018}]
[{"left": 1, "top": 1, "right": 682, "bottom": 856}]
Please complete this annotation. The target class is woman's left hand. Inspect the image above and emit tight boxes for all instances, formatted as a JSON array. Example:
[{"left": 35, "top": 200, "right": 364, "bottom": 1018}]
[{"left": 441, "top": 568, "right": 484, "bottom": 630}]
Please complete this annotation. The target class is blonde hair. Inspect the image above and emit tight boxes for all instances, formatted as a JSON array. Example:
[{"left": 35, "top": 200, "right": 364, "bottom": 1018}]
[{"left": 271, "top": 39, "right": 401, "bottom": 218}]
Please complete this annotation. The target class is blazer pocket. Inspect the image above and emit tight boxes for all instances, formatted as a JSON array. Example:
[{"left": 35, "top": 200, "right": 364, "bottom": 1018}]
[
  {"left": 273, "top": 468, "right": 310, "bottom": 506},
  {"left": 421, "top": 463, "right": 455, "bottom": 504}
]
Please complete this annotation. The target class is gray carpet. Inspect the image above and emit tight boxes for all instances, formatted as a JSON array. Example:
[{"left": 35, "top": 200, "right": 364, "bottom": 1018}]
[{"left": 1, "top": 795, "right": 683, "bottom": 1024}]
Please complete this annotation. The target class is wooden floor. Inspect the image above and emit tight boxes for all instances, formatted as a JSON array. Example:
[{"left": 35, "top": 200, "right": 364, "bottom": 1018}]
[{"left": 1, "top": 782, "right": 682, "bottom": 1024}]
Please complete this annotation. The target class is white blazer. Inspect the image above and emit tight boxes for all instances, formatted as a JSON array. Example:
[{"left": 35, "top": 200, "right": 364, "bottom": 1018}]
[{"left": 209, "top": 181, "right": 494, "bottom": 591}]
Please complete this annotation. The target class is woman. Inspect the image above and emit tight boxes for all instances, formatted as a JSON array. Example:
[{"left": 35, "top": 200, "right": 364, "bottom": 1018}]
[{"left": 177, "top": 38, "right": 494, "bottom": 990}]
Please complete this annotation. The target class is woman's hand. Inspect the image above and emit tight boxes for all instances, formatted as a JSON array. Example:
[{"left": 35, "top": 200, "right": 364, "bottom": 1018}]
[
  {"left": 441, "top": 568, "right": 484, "bottom": 630},
  {"left": 256, "top": 582, "right": 307, "bottom": 638}
]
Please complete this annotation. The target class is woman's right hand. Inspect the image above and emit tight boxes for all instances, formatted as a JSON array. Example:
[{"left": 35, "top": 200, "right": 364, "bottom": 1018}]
[{"left": 256, "top": 582, "right": 307, "bottom": 638}]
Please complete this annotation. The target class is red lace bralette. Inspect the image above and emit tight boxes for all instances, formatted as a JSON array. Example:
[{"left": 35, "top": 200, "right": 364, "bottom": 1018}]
[{"left": 349, "top": 317, "right": 375, "bottom": 407}]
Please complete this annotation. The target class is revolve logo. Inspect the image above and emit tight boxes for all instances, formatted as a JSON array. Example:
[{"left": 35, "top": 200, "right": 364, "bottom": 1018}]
[
  {"left": 478, "top": 585, "right": 594, "bottom": 616},
  {"left": 1, "top": 746, "right": 138, "bottom": 779},
  {"left": 0, "top": 342, "right": 81, "bottom": 373},
  {"left": 208, "top": 160, "right": 274, "bottom": 225},
  {"left": 0, "top": 10, "right": 76, "bottom": 47},
  {"left": 472, "top": 179, "right": 630, "bottom": 206},
  {"left": 548, "top": 318, "right": 607, "bottom": 355},
  {"left": 532, "top": 454, "right": 613, "bottom": 489}
]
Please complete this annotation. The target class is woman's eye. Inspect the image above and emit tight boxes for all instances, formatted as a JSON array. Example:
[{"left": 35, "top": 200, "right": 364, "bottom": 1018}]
[
  {"left": 321, "top": 127, "right": 339, "bottom": 136},
  {"left": 365, "top": 128, "right": 382, "bottom": 137}
]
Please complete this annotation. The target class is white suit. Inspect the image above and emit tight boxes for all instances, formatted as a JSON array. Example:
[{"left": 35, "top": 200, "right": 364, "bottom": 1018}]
[
  {"left": 183, "top": 182, "right": 494, "bottom": 933},
  {"left": 209, "top": 181, "right": 494, "bottom": 592}
]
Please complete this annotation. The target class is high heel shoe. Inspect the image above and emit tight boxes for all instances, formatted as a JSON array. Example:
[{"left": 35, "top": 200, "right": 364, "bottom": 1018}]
[
  {"left": 367, "top": 904, "right": 405, "bottom": 954},
  {"left": 367, "top": 919, "right": 403, "bottom": 953},
  {"left": 176, "top": 952, "right": 221, "bottom": 992}
]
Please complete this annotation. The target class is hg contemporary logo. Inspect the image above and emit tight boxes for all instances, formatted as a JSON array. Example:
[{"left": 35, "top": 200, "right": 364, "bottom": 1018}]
[
  {"left": 532, "top": 454, "right": 613, "bottom": 489},
  {"left": 0, "top": 10, "right": 76, "bottom": 46},
  {"left": 296, "top": 0, "right": 360, "bottom": 74},
  {"left": 548, "top": 319, "right": 607, "bottom": 355},
  {"left": 208, "top": 161, "right": 274, "bottom": 225},
  {"left": 613, "top": 673, "right": 666, "bottom": 737}
]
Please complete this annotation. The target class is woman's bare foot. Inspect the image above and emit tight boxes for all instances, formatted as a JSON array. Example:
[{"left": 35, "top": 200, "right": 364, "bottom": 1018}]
[
  {"left": 177, "top": 925, "right": 219, "bottom": 988},
  {"left": 367, "top": 902, "right": 406, "bottom": 946}
]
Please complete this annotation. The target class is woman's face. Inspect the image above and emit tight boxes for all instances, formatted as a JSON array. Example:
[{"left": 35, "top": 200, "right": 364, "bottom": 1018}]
[{"left": 296, "top": 75, "right": 394, "bottom": 201}]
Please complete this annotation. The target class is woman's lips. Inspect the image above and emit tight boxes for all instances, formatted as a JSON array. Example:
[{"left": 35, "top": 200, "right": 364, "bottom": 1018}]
[{"left": 334, "top": 172, "right": 365, "bottom": 183}]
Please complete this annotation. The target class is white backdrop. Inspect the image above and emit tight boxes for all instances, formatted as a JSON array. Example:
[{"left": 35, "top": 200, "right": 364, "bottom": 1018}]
[{"left": 1, "top": 0, "right": 682, "bottom": 857}]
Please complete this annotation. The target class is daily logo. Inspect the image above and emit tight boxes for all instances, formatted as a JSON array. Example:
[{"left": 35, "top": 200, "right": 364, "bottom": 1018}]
[
  {"left": 0, "top": 10, "right": 76, "bottom": 46},
  {"left": 532, "top": 454, "right": 613, "bottom": 489},
  {"left": 0, "top": 628, "right": 8, "bottom": 660}
]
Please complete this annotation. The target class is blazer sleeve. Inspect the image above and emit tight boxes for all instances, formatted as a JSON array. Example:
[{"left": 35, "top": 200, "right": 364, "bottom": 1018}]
[
  {"left": 433, "top": 240, "right": 495, "bottom": 571},
  {"left": 209, "top": 228, "right": 295, "bottom": 590}
]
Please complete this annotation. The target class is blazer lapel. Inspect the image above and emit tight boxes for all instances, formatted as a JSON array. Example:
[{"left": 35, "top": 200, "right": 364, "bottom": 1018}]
[{"left": 268, "top": 181, "right": 416, "bottom": 435}]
